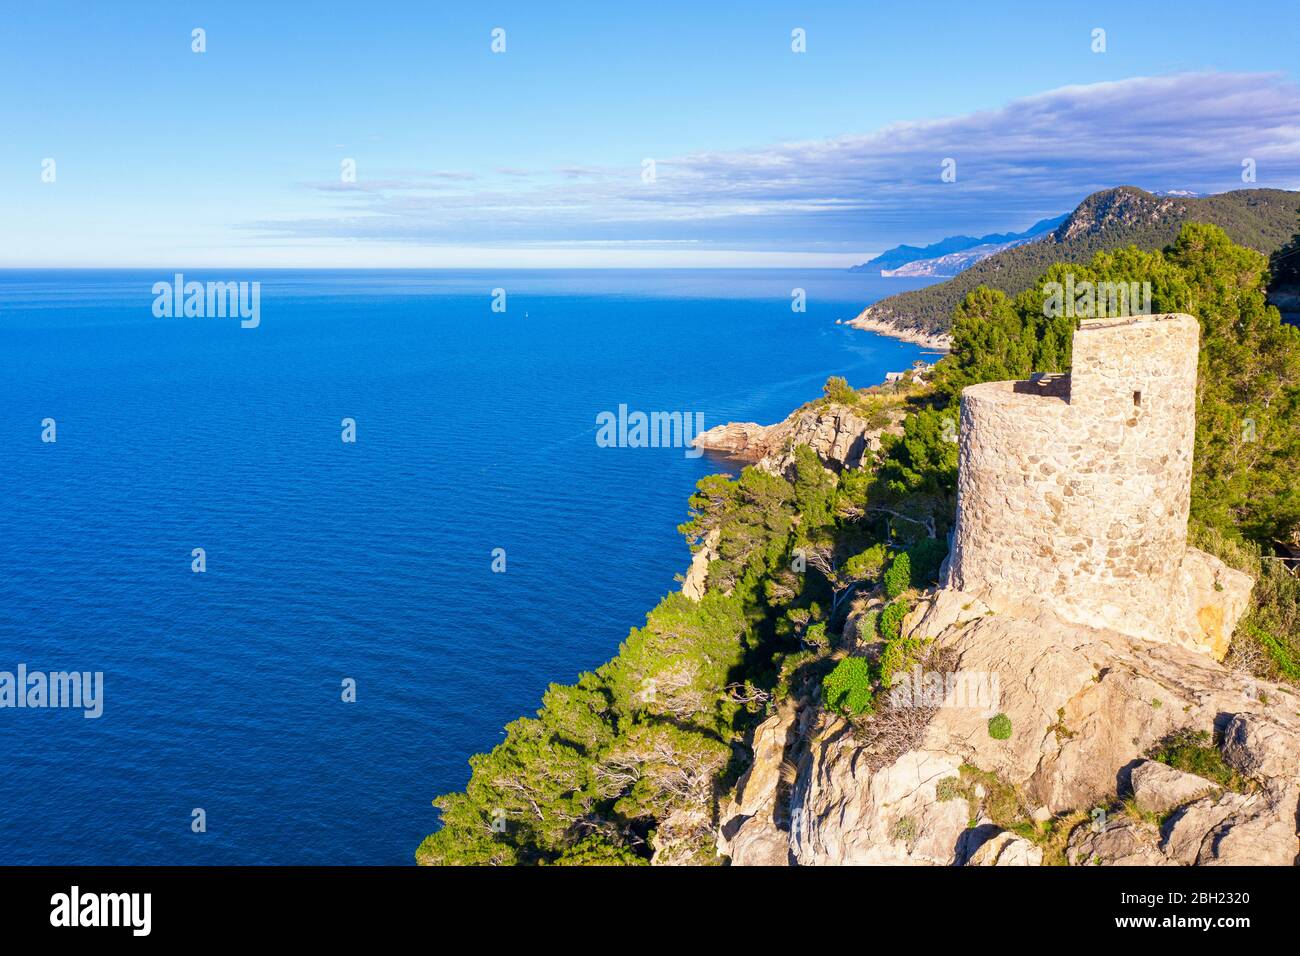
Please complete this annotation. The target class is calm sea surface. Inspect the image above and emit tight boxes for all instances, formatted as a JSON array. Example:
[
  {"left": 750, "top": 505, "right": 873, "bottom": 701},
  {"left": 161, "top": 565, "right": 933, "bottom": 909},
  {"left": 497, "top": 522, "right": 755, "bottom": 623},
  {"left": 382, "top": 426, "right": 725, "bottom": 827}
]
[{"left": 0, "top": 268, "right": 937, "bottom": 863}]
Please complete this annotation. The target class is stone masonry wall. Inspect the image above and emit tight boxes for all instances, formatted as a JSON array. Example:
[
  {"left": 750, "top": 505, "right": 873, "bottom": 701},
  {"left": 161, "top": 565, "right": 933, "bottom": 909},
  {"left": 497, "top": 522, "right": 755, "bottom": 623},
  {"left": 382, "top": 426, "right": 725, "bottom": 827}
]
[{"left": 947, "top": 313, "right": 1250, "bottom": 655}]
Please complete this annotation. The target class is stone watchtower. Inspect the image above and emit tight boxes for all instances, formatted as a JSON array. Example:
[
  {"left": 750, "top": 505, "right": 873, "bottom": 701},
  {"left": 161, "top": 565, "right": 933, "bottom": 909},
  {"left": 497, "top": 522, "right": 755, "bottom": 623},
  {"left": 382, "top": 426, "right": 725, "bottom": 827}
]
[{"left": 947, "top": 313, "right": 1252, "bottom": 657}]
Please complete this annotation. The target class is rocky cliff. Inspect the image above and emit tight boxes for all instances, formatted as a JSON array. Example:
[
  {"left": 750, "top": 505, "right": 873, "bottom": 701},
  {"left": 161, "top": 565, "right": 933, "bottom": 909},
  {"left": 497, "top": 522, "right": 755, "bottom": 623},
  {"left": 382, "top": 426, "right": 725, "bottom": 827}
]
[
  {"left": 713, "top": 321, "right": 1294, "bottom": 866},
  {"left": 691, "top": 402, "right": 904, "bottom": 478},
  {"left": 719, "top": 589, "right": 1300, "bottom": 866}
]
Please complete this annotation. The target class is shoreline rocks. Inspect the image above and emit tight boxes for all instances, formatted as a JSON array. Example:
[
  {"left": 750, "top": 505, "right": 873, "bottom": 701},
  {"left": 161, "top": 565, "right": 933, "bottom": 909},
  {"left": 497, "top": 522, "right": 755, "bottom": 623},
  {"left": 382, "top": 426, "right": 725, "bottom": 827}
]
[
  {"left": 687, "top": 421, "right": 772, "bottom": 461},
  {"left": 846, "top": 308, "right": 952, "bottom": 351},
  {"left": 691, "top": 403, "right": 904, "bottom": 478}
]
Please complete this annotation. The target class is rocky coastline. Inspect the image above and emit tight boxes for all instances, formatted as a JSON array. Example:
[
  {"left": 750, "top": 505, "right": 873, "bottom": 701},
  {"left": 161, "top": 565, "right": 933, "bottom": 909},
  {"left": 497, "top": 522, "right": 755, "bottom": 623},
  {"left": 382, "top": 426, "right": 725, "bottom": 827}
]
[
  {"left": 845, "top": 307, "right": 952, "bottom": 350},
  {"left": 691, "top": 403, "right": 904, "bottom": 478}
]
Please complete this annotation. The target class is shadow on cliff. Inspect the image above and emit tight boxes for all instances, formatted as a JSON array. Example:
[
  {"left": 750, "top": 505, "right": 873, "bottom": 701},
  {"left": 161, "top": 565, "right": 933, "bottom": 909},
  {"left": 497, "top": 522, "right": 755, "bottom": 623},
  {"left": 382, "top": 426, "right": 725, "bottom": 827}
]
[{"left": 954, "top": 823, "right": 1003, "bottom": 865}]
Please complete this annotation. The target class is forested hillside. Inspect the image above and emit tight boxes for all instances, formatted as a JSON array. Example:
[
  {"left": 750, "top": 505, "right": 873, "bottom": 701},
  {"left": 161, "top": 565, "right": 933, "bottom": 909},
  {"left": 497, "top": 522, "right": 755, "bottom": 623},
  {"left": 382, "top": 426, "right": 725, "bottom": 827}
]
[{"left": 855, "top": 187, "right": 1300, "bottom": 338}]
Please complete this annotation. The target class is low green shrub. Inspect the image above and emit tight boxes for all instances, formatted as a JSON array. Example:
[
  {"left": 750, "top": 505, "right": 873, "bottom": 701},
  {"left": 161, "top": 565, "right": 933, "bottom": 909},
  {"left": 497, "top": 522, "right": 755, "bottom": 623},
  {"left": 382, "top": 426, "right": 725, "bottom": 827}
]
[
  {"left": 1149, "top": 729, "right": 1247, "bottom": 791},
  {"left": 822, "top": 656, "right": 874, "bottom": 716},
  {"left": 853, "top": 609, "right": 880, "bottom": 642},
  {"left": 878, "top": 600, "right": 909, "bottom": 642},
  {"left": 1248, "top": 623, "right": 1300, "bottom": 682},
  {"left": 843, "top": 543, "right": 889, "bottom": 581},
  {"left": 890, "top": 816, "right": 917, "bottom": 844},
  {"left": 883, "top": 552, "right": 912, "bottom": 600},
  {"left": 879, "top": 635, "right": 923, "bottom": 690},
  {"left": 553, "top": 836, "right": 649, "bottom": 866},
  {"left": 987, "top": 713, "right": 1013, "bottom": 740},
  {"left": 822, "top": 376, "right": 859, "bottom": 406}
]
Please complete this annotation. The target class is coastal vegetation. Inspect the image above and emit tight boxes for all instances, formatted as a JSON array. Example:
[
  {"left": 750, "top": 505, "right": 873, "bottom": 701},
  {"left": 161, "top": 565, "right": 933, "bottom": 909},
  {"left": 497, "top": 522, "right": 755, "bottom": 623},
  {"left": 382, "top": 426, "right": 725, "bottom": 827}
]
[
  {"left": 1148, "top": 729, "right": 1250, "bottom": 793},
  {"left": 822, "top": 656, "right": 873, "bottom": 716},
  {"left": 419, "top": 221, "right": 1300, "bottom": 865}
]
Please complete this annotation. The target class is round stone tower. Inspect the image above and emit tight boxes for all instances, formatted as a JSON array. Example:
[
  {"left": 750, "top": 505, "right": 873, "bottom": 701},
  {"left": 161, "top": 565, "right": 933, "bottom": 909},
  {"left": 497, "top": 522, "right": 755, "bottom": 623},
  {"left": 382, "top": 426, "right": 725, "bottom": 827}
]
[{"left": 947, "top": 313, "right": 1200, "bottom": 642}]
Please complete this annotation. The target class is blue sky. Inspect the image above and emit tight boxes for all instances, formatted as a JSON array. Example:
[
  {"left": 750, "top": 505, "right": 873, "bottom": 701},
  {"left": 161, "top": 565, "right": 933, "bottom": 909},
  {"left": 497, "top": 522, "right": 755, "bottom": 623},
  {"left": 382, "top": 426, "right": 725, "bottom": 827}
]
[{"left": 4, "top": 1, "right": 1299, "bottom": 267}]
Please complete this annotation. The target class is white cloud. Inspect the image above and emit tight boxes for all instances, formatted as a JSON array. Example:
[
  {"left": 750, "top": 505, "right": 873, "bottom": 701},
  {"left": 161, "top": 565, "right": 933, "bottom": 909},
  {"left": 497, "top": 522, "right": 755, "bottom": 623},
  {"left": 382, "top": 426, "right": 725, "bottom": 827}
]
[{"left": 251, "top": 71, "right": 1300, "bottom": 259}]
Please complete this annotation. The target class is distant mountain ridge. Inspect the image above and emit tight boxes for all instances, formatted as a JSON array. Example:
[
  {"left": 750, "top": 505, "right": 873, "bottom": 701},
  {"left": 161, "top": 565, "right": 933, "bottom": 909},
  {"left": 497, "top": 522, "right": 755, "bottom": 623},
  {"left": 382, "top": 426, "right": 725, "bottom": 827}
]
[
  {"left": 849, "top": 187, "right": 1300, "bottom": 342},
  {"left": 850, "top": 214, "right": 1067, "bottom": 275},
  {"left": 879, "top": 239, "right": 1032, "bottom": 278}
]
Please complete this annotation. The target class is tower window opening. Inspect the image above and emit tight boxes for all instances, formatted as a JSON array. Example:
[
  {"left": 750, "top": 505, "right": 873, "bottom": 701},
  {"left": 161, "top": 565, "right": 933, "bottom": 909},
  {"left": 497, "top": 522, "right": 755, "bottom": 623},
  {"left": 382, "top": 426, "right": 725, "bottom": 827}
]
[{"left": 1133, "top": 390, "right": 1142, "bottom": 407}]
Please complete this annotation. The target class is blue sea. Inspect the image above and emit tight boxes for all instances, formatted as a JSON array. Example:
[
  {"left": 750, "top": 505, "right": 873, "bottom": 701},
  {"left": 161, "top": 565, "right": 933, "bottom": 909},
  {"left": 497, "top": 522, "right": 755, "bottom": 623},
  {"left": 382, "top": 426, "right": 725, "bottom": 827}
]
[{"left": 0, "top": 269, "right": 937, "bottom": 864}]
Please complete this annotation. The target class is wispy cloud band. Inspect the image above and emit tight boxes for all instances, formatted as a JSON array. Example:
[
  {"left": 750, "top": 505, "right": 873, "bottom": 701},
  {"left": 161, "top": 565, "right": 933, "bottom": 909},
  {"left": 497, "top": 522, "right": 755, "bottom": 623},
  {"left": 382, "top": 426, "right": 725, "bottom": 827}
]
[{"left": 255, "top": 72, "right": 1300, "bottom": 254}]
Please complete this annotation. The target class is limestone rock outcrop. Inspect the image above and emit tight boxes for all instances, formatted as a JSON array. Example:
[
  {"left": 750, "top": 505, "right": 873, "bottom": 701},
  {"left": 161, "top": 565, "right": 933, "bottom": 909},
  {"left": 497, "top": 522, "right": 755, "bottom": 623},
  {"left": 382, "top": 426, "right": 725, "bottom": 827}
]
[
  {"left": 716, "top": 701, "right": 800, "bottom": 866},
  {"left": 1175, "top": 548, "right": 1255, "bottom": 659},
  {"left": 721, "top": 589, "right": 1300, "bottom": 866},
  {"left": 1069, "top": 784, "right": 1299, "bottom": 866},
  {"left": 1221, "top": 711, "right": 1300, "bottom": 783},
  {"left": 967, "top": 831, "right": 1044, "bottom": 866},
  {"left": 1067, "top": 817, "right": 1170, "bottom": 866},
  {"left": 789, "top": 741, "right": 970, "bottom": 865},
  {"left": 1129, "top": 761, "right": 1219, "bottom": 815},
  {"left": 691, "top": 403, "right": 901, "bottom": 478},
  {"left": 681, "top": 528, "right": 720, "bottom": 602},
  {"left": 685, "top": 421, "right": 772, "bottom": 460},
  {"left": 1162, "top": 789, "right": 1299, "bottom": 866},
  {"left": 754, "top": 407, "right": 891, "bottom": 478}
]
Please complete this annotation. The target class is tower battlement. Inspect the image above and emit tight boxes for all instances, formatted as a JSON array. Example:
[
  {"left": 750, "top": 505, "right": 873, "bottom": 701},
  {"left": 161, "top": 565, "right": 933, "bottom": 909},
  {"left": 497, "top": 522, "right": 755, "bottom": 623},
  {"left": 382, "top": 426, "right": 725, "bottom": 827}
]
[{"left": 946, "top": 313, "right": 1252, "bottom": 656}]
